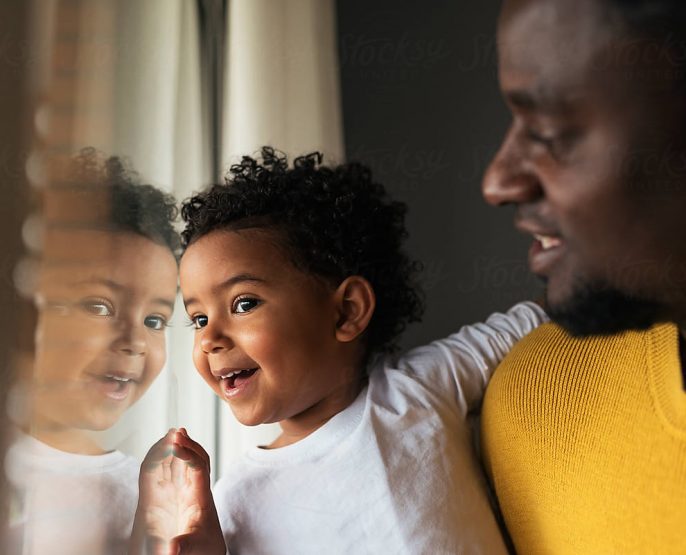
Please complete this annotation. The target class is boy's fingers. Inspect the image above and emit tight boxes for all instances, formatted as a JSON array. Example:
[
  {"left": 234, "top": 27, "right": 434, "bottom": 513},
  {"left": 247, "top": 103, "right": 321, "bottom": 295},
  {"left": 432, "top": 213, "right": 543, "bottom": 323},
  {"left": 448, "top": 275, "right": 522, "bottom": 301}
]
[
  {"left": 171, "top": 533, "right": 226, "bottom": 555},
  {"left": 169, "top": 534, "right": 193, "bottom": 555},
  {"left": 161, "top": 456, "right": 173, "bottom": 483},
  {"left": 141, "top": 534, "right": 171, "bottom": 555},
  {"left": 171, "top": 443, "right": 208, "bottom": 473},
  {"left": 142, "top": 428, "right": 211, "bottom": 477},
  {"left": 170, "top": 452, "right": 187, "bottom": 486},
  {"left": 141, "top": 430, "right": 176, "bottom": 471},
  {"left": 173, "top": 432, "right": 211, "bottom": 469},
  {"left": 177, "top": 431, "right": 211, "bottom": 463}
]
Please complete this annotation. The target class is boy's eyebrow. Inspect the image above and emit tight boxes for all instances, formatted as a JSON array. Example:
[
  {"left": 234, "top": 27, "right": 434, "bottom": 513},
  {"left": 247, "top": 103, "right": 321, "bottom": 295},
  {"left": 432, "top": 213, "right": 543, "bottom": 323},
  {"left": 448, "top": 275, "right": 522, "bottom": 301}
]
[
  {"left": 70, "top": 277, "right": 176, "bottom": 311},
  {"left": 215, "top": 273, "right": 267, "bottom": 291},
  {"left": 71, "top": 277, "right": 124, "bottom": 290},
  {"left": 183, "top": 273, "right": 266, "bottom": 308},
  {"left": 150, "top": 297, "right": 176, "bottom": 311}
]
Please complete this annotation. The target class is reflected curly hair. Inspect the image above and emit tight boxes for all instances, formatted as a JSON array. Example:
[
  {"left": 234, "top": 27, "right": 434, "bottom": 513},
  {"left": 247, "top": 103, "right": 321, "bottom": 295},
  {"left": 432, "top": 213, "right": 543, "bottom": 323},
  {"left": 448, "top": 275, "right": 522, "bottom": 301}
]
[
  {"left": 61, "top": 147, "right": 181, "bottom": 256},
  {"left": 181, "top": 147, "right": 424, "bottom": 356}
]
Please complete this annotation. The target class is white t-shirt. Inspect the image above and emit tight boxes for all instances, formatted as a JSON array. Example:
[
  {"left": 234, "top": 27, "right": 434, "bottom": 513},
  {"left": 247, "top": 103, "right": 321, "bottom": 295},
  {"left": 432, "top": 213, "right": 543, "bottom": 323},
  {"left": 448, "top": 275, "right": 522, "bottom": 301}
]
[
  {"left": 5, "top": 432, "right": 139, "bottom": 555},
  {"left": 214, "top": 302, "right": 547, "bottom": 555}
]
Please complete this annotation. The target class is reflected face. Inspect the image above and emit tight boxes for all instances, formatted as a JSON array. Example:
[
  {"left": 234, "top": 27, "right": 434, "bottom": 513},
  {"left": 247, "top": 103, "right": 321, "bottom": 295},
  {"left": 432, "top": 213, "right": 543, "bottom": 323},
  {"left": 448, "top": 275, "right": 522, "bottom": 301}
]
[
  {"left": 180, "top": 228, "right": 352, "bottom": 427},
  {"left": 482, "top": 0, "right": 686, "bottom": 334},
  {"left": 31, "top": 230, "right": 178, "bottom": 432}
]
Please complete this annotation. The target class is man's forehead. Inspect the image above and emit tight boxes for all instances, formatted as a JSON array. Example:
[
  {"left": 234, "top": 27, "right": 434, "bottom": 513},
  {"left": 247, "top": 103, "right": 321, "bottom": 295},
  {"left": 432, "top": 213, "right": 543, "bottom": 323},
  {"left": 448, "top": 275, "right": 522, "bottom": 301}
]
[
  {"left": 498, "top": 0, "right": 616, "bottom": 75},
  {"left": 497, "top": 0, "right": 619, "bottom": 100},
  {"left": 499, "top": 0, "right": 613, "bottom": 39},
  {"left": 498, "top": 0, "right": 686, "bottom": 116}
]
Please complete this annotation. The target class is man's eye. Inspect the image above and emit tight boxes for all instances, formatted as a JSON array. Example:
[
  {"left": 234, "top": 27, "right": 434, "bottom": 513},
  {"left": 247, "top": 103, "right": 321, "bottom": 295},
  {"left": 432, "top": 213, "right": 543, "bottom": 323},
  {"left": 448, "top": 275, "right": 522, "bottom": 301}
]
[
  {"left": 233, "top": 298, "right": 260, "bottom": 314},
  {"left": 525, "top": 127, "right": 558, "bottom": 149},
  {"left": 191, "top": 315, "right": 208, "bottom": 329},
  {"left": 144, "top": 315, "right": 168, "bottom": 330},
  {"left": 525, "top": 126, "right": 581, "bottom": 160},
  {"left": 79, "top": 299, "right": 114, "bottom": 317}
]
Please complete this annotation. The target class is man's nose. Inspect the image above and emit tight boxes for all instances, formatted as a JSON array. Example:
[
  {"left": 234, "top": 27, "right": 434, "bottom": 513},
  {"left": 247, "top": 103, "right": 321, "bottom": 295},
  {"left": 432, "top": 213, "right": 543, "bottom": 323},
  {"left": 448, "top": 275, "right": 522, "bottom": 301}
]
[{"left": 482, "top": 126, "right": 543, "bottom": 206}]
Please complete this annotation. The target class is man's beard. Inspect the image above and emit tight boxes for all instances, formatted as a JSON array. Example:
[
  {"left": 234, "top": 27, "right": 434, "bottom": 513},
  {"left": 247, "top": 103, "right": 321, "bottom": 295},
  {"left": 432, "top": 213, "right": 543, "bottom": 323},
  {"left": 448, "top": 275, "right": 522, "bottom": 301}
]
[{"left": 546, "top": 278, "right": 663, "bottom": 337}]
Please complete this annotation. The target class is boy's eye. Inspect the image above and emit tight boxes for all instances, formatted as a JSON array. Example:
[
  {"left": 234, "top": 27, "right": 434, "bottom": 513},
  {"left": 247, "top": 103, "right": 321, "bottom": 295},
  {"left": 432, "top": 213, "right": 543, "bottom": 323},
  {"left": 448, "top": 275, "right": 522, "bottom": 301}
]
[
  {"left": 144, "top": 315, "right": 168, "bottom": 330},
  {"left": 233, "top": 298, "right": 260, "bottom": 314},
  {"left": 79, "top": 298, "right": 114, "bottom": 317},
  {"left": 191, "top": 315, "right": 208, "bottom": 329}
]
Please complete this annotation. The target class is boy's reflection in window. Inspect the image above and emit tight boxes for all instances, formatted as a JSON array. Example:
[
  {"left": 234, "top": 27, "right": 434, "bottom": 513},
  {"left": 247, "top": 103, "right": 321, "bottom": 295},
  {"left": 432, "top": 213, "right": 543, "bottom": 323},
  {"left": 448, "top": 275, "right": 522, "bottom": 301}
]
[{"left": 6, "top": 150, "right": 179, "bottom": 554}]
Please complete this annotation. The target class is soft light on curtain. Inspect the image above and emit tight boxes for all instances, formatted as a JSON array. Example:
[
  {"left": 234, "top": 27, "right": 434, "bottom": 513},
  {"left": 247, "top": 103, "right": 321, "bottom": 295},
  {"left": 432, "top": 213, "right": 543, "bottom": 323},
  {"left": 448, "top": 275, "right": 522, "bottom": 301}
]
[
  {"left": 218, "top": 0, "right": 345, "bottom": 474},
  {"left": 25, "top": 0, "right": 215, "bottom": 465},
  {"left": 223, "top": 0, "right": 344, "bottom": 163},
  {"left": 22, "top": 0, "right": 344, "bottom": 475}
]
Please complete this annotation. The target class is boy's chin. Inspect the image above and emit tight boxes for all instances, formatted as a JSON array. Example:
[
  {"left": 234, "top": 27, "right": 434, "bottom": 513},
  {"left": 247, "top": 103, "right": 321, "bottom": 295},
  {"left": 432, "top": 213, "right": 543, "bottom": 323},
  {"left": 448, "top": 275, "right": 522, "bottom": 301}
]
[
  {"left": 78, "top": 410, "right": 126, "bottom": 432},
  {"left": 229, "top": 406, "right": 268, "bottom": 427}
]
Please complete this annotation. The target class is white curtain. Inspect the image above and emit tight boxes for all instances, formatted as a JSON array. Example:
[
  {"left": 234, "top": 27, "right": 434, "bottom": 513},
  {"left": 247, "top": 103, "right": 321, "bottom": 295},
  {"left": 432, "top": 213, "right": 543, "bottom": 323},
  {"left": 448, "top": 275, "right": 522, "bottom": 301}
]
[
  {"left": 103, "top": 0, "right": 218, "bottom": 466},
  {"left": 27, "top": 0, "right": 344, "bottom": 476},
  {"left": 26, "top": 0, "right": 214, "bottom": 465},
  {"left": 223, "top": 0, "right": 344, "bottom": 165},
  {"left": 219, "top": 0, "right": 344, "bottom": 474}
]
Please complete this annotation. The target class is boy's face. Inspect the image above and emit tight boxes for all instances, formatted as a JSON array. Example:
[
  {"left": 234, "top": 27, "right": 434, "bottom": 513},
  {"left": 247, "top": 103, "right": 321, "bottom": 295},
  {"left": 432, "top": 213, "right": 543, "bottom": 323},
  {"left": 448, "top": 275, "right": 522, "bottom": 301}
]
[
  {"left": 180, "top": 228, "right": 356, "bottom": 427},
  {"left": 30, "top": 230, "right": 178, "bottom": 433}
]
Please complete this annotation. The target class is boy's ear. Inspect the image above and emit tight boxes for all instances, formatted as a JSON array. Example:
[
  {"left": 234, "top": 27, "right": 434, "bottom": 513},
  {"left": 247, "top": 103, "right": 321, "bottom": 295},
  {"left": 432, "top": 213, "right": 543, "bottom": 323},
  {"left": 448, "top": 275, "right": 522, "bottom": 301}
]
[{"left": 334, "top": 276, "right": 375, "bottom": 343}]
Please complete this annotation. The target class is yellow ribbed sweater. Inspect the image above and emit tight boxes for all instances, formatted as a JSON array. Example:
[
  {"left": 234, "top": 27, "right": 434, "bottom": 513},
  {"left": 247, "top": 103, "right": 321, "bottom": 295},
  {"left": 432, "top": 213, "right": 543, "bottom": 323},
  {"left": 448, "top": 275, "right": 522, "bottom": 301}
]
[{"left": 481, "top": 322, "right": 686, "bottom": 555}]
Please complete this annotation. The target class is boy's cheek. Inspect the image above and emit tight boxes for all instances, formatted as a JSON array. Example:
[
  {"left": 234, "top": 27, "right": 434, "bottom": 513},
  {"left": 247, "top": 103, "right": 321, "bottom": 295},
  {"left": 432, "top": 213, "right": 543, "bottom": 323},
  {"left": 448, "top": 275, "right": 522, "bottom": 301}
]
[
  {"left": 200, "top": 372, "right": 220, "bottom": 396},
  {"left": 192, "top": 348, "right": 220, "bottom": 395},
  {"left": 191, "top": 343, "right": 204, "bottom": 370},
  {"left": 137, "top": 352, "right": 166, "bottom": 398}
]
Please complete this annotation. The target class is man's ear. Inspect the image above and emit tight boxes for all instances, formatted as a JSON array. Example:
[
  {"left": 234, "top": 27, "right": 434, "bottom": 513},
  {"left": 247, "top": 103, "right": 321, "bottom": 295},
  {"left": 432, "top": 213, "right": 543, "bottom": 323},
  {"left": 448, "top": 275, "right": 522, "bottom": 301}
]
[{"left": 334, "top": 276, "right": 375, "bottom": 343}]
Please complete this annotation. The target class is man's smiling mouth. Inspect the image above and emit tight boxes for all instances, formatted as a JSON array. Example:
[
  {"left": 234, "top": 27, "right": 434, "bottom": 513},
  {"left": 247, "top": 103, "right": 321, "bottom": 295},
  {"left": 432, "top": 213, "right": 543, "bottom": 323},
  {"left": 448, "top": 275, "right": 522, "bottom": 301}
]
[
  {"left": 529, "top": 233, "right": 566, "bottom": 277},
  {"left": 534, "top": 233, "right": 563, "bottom": 251}
]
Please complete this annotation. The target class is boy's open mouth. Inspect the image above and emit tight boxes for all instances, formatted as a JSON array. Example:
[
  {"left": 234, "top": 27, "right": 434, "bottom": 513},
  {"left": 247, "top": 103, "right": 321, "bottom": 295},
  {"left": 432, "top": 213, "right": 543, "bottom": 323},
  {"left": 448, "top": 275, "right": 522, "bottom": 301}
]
[
  {"left": 219, "top": 368, "right": 259, "bottom": 390},
  {"left": 95, "top": 374, "right": 137, "bottom": 401}
]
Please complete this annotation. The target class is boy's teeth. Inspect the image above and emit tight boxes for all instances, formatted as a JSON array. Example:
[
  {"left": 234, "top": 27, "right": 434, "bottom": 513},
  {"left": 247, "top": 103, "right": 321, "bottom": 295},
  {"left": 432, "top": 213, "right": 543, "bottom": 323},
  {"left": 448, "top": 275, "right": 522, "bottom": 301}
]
[
  {"left": 534, "top": 234, "right": 562, "bottom": 250},
  {"left": 220, "top": 368, "right": 254, "bottom": 379},
  {"left": 106, "top": 375, "right": 131, "bottom": 382}
]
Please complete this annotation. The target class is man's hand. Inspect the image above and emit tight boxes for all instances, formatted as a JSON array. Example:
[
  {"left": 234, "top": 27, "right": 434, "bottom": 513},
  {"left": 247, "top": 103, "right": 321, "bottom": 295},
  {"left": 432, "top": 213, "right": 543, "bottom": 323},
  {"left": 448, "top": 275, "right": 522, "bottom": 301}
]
[{"left": 130, "top": 428, "right": 227, "bottom": 555}]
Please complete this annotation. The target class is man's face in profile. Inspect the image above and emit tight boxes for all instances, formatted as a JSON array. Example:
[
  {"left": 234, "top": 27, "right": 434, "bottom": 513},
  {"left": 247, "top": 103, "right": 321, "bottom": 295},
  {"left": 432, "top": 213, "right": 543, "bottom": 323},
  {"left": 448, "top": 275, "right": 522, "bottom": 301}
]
[{"left": 482, "top": 0, "right": 686, "bottom": 335}]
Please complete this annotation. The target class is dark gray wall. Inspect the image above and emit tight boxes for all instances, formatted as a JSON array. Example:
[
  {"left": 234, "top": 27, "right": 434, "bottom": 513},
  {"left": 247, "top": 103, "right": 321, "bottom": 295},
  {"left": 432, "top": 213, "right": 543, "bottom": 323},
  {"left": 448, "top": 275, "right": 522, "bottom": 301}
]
[{"left": 337, "top": 0, "right": 542, "bottom": 349}]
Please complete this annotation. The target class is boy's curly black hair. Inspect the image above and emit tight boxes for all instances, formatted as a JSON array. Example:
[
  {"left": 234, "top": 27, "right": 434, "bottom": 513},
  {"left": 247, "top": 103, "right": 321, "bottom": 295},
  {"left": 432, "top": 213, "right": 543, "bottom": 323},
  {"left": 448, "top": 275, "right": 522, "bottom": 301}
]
[
  {"left": 181, "top": 147, "right": 424, "bottom": 356},
  {"left": 57, "top": 148, "right": 181, "bottom": 256}
]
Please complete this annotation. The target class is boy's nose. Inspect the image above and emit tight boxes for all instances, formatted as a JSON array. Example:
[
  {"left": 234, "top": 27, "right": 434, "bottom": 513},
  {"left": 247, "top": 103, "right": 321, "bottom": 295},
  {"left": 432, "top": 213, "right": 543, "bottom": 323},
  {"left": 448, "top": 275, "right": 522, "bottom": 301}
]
[
  {"left": 482, "top": 127, "right": 543, "bottom": 206},
  {"left": 112, "top": 322, "right": 146, "bottom": 356},
  {"left": 200, "top": 324, "right": 234, "bottom": 354}
]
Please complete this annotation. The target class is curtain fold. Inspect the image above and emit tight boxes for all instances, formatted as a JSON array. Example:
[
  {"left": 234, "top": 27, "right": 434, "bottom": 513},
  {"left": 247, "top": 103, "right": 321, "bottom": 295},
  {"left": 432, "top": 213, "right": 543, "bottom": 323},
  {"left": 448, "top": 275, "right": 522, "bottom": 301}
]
[
  {"left": 223, "top": 0, "right": 344, "bottom": 164},
  {"left": 102, "top": 0, "right": 216, "bottom": 463},
  {"left": 20, "top": 0, "right": 345, "bottom": 475},
  {"left": 218, "top": 0, "right": 345, "bottom": 474},
  {"left": 28, "top": 0, "right": 215, "bottom": 463}
]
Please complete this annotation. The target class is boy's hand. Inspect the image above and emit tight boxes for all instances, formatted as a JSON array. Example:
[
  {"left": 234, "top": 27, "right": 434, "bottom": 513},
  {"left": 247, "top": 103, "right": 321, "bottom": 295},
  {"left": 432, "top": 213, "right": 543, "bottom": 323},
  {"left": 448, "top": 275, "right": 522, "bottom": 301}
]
[{"left": 131, "top": 428, "right": 226, "bottom": 555}]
